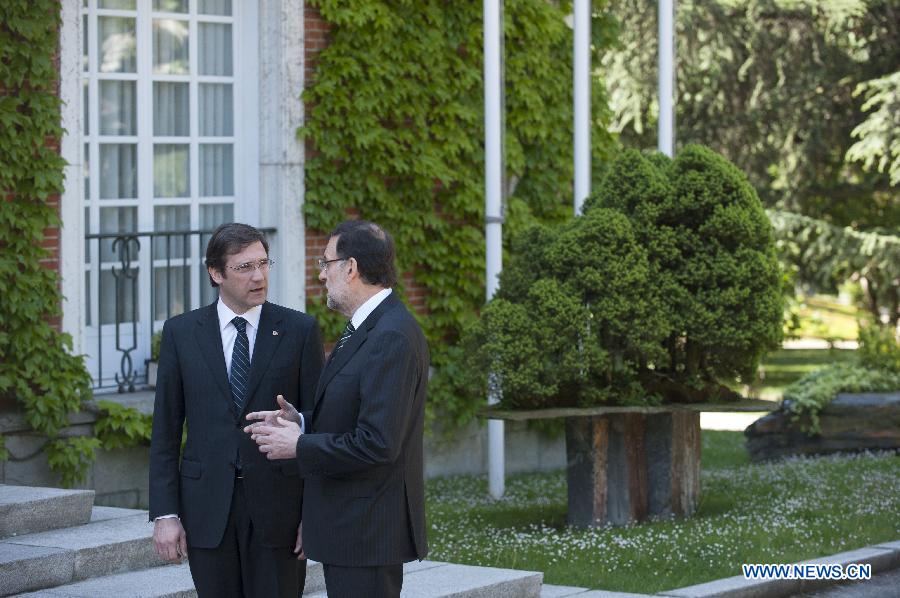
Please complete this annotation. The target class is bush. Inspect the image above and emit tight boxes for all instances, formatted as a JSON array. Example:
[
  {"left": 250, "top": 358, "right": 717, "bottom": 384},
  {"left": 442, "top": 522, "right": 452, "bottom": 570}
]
[
  {"left": 857, "top": 324, "right": 900, "bottom": 373},
  {"left": 784, "top": 362, "right": 900, "bottom": 434},
  {"left": 460, "top": 146, "right": 784, "bottom": 409},
  {"left": 461, "top": 208, "right": 664, "bottom": 409}
]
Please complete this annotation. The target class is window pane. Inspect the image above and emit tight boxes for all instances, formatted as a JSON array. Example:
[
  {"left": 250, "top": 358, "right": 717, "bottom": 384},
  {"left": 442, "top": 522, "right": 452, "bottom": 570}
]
[
  {"left": 84, "top": 144, "right": 90, "bottom": 199},
  {"left": 199, "top": 0, "right": 232, "bottom": 16},
  {"left": 199, "top": 204, "right": 232, "bottom": 306},
  {"left": 83, "top": 79, "right": 89, "bottom": 135},
  {"left": 85, "top": 270, "right": 92, "bottom": 327},
  {"left": 199, "top": 23, "right": 232, "bottom": 76},
  {"left": 98, "top": 17, "right": 136, "bottom": 73},
  {"left": 154, "top": 82, "right": 189, "bottom": 136},
  {"left": 153, "top": 19, "right": 189, "bottom": 75},
  {"left": 99, "top": 0, "right": 136, "bottom": 8},
  {"left": 99, "top": 80, "right": 137, "bottom": 135},
  {"left": 82, "top": 15, "right": 88, "bottom": 72},
  {"left": 99, "top": 144, "right": 138, "bottom": 199},
  {"left": 97, "top": 206, "right": 139, "bottom": 324},
  {"left": 99, "top": 206, "right": 138, "bottom": 262},
  {"left": 199, "top": 84, "right": 233, "bottom": 136},
  {"left": 100, "top": 267, "right": 139, "bottom": 325},
  {"left": 200, "top": 203, "right": 233, "bottom": 229},
  {"left": 154, "top": 0, "right": 188, "bottom": 12},
  {"left": 153, "top": 205, "right": 191, "bottom": 259},
  {"left": 200, "top": 144, "right": 233, "bottom": 197},
  {"left": 84, "top": 206, "right": 91, "bottom": 262},
  {"left": 154, "top": 266, "right": 189, "bottom": 320},
  {"left": 154, "top": 144, "right": 190, "bottom": 197}
]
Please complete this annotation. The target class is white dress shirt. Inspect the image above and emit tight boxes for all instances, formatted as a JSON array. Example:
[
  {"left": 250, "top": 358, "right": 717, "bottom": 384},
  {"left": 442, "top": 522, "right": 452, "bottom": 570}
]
[{"left": 217, "top": 298, "right": 262, "bottom": 377}]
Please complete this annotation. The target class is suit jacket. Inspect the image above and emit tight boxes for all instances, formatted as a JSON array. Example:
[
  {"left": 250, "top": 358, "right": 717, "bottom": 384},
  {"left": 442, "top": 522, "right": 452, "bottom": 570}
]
[
  {"left": 296, "top": 293, "right": 429, "bottom": 567},
  {"left": 149, "top": 301, "right": 324, "bottom": 549}
]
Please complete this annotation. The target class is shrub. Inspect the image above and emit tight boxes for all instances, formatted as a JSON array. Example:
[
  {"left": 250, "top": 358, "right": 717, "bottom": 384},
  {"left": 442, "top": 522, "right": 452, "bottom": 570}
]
[
  {"left": 460, "top": 145, "right": 784, "bottom": 409},
  {"left": 857, "top": 324, "right": 900, "bottom": 373},
  {"left": 461, "top": 208, "right": 665, "bottom": 409},
  {"left": 784, "top": 363, "right": 900, "bottom": 434}
]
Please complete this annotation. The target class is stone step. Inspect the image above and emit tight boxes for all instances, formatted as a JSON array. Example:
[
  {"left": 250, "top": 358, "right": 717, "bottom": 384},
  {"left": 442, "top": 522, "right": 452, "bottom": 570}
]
[
  {"left": 304, "top": 560, "right": 542, "bottom": 597},
  {"left": 1, "top": 511, "right": 165, "bottom": 596},
  {"left": 12, "top": 563, "right": 195, "bottom": 597},
  {"left": 0, "top": 485, "right": 94, "bottom": 539}
]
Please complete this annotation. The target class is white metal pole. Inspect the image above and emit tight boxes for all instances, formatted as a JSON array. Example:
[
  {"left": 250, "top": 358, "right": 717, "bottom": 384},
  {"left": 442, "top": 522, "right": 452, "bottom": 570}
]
[
  {"left": 658, "top": 0, "right": 675, "bottom": 157},
  {"left": 573, "top": 0, "right": 591, "bottom": 214},
  {"left": 484, "top": 0, "right": 505, "bottom": 499}
]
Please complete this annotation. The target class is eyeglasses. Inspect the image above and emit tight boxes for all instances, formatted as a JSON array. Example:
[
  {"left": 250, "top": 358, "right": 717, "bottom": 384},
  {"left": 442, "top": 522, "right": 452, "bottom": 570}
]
[
  {"left": 228, "top": 258, "right": 275, "bottom": 274},
  {"left": 316, "top": 257, "right": 347, "bottom": 271}
]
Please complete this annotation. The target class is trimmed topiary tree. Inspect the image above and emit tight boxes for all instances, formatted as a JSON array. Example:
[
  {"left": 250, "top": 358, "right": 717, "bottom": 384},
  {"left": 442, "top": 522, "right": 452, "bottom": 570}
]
[
  {"left": 461, "top": 145, "right": 783, "bottom": 409},
  {"left": 663, "top": 145, "right": 784, "bottom": 386},
  {"left": 461, "top": 207, "right": 668, "bottom": 409}
]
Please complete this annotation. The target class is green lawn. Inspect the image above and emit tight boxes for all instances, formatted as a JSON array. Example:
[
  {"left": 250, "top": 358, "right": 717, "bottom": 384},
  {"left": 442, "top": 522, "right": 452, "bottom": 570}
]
[
  {"left": 790, "top": 294, "right": 860, "bottom": 341},
  {"left": 425, "top": 432, "right": 900, "bottom": 593},
  {"left": 740, "top": 348, "right": 857, "bottom": 401}
]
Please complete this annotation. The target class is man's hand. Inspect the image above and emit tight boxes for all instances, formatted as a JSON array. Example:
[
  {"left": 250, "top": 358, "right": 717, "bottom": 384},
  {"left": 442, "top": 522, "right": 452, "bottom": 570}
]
[
  {"left": 244, "top": 395, "right": 300, "bottom": 435},
  {"left": 153, "top": 517, "right": 187, "bottom": 564},
  {"left": 294, "top": 521, "right": 306, "bottom": 560},
  {"left": 250, "top": 416, "right": 301, "bottom": 459}
]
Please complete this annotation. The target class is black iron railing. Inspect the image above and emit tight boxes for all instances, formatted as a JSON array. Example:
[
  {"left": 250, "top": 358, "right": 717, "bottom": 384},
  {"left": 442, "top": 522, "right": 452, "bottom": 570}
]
[{"left": 84, "top": 227, "right": 276, "bottom": 392}]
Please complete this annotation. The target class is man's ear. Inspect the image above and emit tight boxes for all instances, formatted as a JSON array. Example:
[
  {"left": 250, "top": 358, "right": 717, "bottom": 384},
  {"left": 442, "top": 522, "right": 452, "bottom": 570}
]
[
  {"left": 209, "top": 266, "right": 225, "bottom": 285},
  {"left": 346, "top": 257, "right": 358, "bottom": 280}
]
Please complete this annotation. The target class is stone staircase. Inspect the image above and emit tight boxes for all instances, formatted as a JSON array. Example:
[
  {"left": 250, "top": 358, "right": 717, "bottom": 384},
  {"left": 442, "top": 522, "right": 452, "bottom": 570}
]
[{"left": 1, "top": 484, "right": 542, "bottom": 597}]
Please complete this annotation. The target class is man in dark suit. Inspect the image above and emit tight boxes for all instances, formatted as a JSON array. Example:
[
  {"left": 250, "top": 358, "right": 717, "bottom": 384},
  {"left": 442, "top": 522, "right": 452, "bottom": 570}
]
[
  {"left": 245, "top": 220, "right": 429, "bottom": 598},
  {"left": 149, "top": 223, "right": 324, "bottom": 598}
]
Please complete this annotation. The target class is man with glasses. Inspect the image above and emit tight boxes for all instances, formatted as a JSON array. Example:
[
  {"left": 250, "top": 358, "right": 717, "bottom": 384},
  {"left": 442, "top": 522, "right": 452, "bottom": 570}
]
[
  {"left": 246, "top": 220, "right": 429, "bottom": 598},
  {"left": 150, "top": 222, "right": 324, "bottom": 597}
]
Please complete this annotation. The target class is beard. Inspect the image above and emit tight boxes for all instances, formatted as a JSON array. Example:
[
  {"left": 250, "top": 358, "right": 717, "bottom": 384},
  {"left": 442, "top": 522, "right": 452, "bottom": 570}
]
[{"left": 326, "top": 289, "right": 348, "bottom": 314}]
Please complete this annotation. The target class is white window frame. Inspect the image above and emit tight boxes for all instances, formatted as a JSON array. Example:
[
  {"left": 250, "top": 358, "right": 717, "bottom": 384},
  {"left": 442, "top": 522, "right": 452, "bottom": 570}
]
[{"left": 60, "top": 0, "right": 260, "bottom": 389}]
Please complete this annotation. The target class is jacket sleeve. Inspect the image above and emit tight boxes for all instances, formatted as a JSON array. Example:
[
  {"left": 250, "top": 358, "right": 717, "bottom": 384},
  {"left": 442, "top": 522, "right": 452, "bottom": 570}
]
[{"left": 148, "top": 320, "right": 185, "bottom": 520}]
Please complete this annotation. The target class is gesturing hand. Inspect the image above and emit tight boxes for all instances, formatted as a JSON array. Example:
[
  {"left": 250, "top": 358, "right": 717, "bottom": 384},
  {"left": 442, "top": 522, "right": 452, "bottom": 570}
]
[
  {"left": 250, "top": 416, "right": 301, "bottom": 459},
  {"left": 244, "top": 394, "right": 300, "bottom": 435}
]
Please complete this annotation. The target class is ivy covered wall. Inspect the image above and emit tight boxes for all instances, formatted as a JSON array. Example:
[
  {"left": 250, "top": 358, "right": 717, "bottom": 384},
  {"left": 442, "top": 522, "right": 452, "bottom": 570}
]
[
  {"left": 0, "top": 0, "right": 95, "bottom": 484},
  {"left": 301, "top": 0, "right": 619, "bottom": 425}
]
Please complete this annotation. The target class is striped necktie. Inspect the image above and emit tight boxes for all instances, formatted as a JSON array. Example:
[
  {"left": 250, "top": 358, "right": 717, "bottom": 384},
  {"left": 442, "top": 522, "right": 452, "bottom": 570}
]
[
  {"left": 332, "top": 320, "right": 355, "bottom": 356},
  {"left": 230, "top": 316, "right": 251, "bottom": 414}
]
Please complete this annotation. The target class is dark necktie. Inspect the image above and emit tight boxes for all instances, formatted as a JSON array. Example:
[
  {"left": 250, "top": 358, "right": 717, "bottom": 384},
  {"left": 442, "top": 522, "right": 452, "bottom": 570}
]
[
  {"left": 230, "top": 316, "right": 250, "bottom": 414},
  {"left": 332, "top": 320, "right": 355, "bottom": 357}
]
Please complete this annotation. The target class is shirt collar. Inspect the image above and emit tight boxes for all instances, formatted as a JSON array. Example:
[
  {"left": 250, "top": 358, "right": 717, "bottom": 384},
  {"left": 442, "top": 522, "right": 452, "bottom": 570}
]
[
  {"left": 217, "top": 298, "right": 263, "bottom": 333},
  {"left": 350, "top": 288, "right": 392, "bottom": 329}
]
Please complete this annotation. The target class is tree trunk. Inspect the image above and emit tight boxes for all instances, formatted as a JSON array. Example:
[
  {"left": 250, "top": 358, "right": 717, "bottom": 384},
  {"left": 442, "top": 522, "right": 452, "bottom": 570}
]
[{"left": 565, "top": 411, "right": 700, "bottom": 527}]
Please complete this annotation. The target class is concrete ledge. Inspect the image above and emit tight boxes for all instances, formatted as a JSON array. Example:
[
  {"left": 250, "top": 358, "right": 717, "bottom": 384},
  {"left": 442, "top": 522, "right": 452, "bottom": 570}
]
[
  {"left": 3, "top": 514, "right": 165, "bottom": 583},
  {"left": 0, "top": 485, "right": 94, "bottom": 539},
  {"left": 304, "top": 560, "right": 542, "bottom": 597},
  {"left": 541, "top": 586, "right": 651, "bottom": 598},
  {"left": 0, "top": 543, "right": 75, "bottom": 596},
  {"left": 14, "top": 562, "right": 195, "bottom": 598},
  {"left": 658, "top": 542, "right": 900, "bottom": 598}
]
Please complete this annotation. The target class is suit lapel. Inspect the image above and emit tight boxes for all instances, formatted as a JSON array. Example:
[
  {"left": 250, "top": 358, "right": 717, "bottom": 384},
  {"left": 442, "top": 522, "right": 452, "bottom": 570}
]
[
  {"left": 313, "top": 293, "right": 401, "bottom": 409},
  {"left": 195, "top": 303, "right": 231, "bottom": 400},
  {"left": 239, "top": 302, "right": 284, "bottom": 417}
]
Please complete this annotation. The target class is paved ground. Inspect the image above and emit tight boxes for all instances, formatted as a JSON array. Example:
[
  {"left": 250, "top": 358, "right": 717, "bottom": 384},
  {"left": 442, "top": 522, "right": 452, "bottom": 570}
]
[
  {"left": 700, "top": 411, "right": 769, "bottom": 431},
  {"left": 791, "top": 567, "right": 900, "bottom": 597}
]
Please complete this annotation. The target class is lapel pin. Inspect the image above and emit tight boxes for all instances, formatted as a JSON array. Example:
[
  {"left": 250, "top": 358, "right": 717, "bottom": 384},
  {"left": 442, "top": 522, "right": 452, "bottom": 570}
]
[{"left": 272, "top": 330, "right": 279, "bottom": 336}]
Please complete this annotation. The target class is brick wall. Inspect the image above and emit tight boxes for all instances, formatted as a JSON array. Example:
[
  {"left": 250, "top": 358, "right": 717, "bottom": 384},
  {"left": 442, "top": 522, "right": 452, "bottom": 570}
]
[
  {"left": 302, "top": 7, "right": 429, "bottom": 317},
  {"left": 43, "top": 51, "right": 63, "bottom": 331}
]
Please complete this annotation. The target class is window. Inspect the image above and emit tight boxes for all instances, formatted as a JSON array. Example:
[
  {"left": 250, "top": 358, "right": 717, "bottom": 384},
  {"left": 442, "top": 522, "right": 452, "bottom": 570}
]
[{"left": 82, "top": 0, "right": 250, "bottom": 388}]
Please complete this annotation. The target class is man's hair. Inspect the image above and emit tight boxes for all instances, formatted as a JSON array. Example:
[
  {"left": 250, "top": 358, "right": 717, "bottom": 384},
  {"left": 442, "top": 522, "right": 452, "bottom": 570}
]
[
  {"left": 205, "top": 223, "right": 269, "bottom": 287},
  {"left": 330, "top": 220, "right": 397, "bottom": 287}
]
